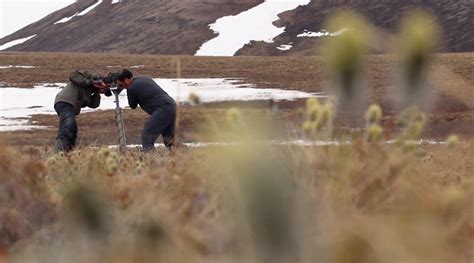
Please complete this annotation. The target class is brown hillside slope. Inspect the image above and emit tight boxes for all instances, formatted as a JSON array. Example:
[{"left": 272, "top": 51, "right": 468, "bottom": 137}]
[
  {"left": 0, "top": 0, "right": 472, "bottom": 55},
  {"left": 0, "top": 0, "right": 262, "bottom": 54}
]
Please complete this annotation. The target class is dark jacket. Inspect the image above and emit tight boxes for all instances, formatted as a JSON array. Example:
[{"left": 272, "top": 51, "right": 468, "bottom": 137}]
[
  {"left": 54, "top": 70, "right": 101, "bottom": 115},
  {"left": 127, "top": 77, "right": 176, "bottom": 115}
]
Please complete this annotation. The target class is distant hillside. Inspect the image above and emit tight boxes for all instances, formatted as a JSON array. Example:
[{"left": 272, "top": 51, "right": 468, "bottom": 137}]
[
  {"left": 0, "top": 0, "right": 263, "bottom": 54},
  {"left": 0, "top": 0, "right": 472, "bottom": 55},
  {"left": 237, "top": 0, "right": 474, "bottom": 55}
]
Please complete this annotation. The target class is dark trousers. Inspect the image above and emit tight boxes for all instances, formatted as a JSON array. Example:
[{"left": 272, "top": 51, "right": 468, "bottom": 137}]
[
  {"left": 54, "top": 102, "right": 77, "bottom": 152},
  {"left": 142, "top": 106, "right": 176, "bottom": 151}
]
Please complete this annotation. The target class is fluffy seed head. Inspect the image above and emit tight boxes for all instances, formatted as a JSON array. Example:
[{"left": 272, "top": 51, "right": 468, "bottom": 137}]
[
  {"left": 365, "top": 124, "right": 383, "bottom": 142},
  {"left": 365, "top": 104, "right": 383, "bottom": 124},
  {"left": 397, "top": 10, "right": 440, "bottom": 109},
  {"left": 446, "top": 134, "right": 459, "bottom": 148},
  {"left": 188, "top": 92, "right": 201, "bottom": 106},
  {"left": 321, "top": 10, "right": 372, "bottom": 114},
  {"left": 226, "top": 107, "right": 243, "bottom": 127},
  {"left": 305, "top": 97, "right": 321, "bottom": 110}
]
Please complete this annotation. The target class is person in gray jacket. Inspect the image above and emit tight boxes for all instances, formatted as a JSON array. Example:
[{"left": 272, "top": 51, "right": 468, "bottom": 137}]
[
  {"left": 116, "top": 69, "right": 177, "bottom": 152},
  {"left": 54, "top": 70, "right": 110, "bottom": 152}
]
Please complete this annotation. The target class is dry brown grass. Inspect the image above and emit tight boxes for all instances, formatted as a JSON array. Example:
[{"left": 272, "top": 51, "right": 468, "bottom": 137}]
[{"left": 0, "top": 127, "right": 472, "bottom": 262}]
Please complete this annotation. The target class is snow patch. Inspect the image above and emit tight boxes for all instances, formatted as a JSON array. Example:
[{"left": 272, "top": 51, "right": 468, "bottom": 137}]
[
  {"left": 0, "top": 65, "right": 35, "bottom": 69},
  {"left": 156, "top": 78, "right": 320, "bottom": 103},
  {"left": 195, "top": 0, "right": 311, "bottom": 56},
  {"left": 109, "top": 139, "right": 453, "bottom": 150},
  {"left": 0, "top": 35, "right": 37, "bottom": 51},
  {"left": 277, "top": 44, "right": 293, "bottom": 51},
  {"left": 54, "top": 0, "right": 103, "bottom": 24},
  {"left": 107, "top": 65, "right": 144, "bottom": 68},
  {"left": 0, "top": 78, "right": 321, "bottom": 131},
  {"left": 297, "top": 29, "right": 347, "bottom": 38}
]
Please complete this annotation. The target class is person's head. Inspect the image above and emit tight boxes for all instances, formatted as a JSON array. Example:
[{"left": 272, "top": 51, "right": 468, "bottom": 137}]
[{"left": 116, "top": 69, "right": 134, "bottom": 89}]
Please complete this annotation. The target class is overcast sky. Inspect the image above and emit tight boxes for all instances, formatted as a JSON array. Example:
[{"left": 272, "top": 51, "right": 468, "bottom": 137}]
[{"left": 0, "top": 0, "right": 75, "bottom": 38}]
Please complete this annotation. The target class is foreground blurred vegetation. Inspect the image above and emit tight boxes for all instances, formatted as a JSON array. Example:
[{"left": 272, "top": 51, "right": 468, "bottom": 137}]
[
  {"left": 1, "top": 9, "right": 473, "bottom": 263},
  {"left": 0, "top": 127, "right": 472, "bottom": 262}
]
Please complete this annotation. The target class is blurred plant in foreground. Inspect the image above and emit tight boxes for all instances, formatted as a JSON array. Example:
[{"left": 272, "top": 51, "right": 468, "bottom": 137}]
[
  {"left": 302, "top": 97, "right": 334, "bottom": 139},
  {"left": 394, "top": 9, "right": 440, "bottom": 111},
  {"left": 0, "top": 107, "right": 472, "bottom": 263},
  {"left": 364, "top": 104, "right": 384, "bottom": 142},
  {"left": 321, "top": 10, "right": 373, "bottom": 118}
]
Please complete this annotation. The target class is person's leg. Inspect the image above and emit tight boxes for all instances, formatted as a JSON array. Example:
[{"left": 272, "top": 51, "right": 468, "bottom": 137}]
[
  {"left": 54, "top": 103, "right": 67, "bottom": 152},
  {"left": 141, "top": 107, "right": 175, "bottom": 151},
  {"left": 162, "top": 107, "right": 176, "bottom": 151},
  {"left": 141, "top": 133, "right": 159, "bottom": 151},
  {"left": 54, "top": 102, "right": 77, "bottom": 152}
]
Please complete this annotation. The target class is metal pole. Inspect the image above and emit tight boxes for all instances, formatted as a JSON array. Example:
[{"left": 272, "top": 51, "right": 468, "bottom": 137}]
[{"left": 111, "top": 87, "right": 127, "bottom": 154}]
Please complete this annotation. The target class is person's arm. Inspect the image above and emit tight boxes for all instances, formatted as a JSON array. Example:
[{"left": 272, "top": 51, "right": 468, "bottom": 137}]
[
  {"left": 127, "top": 90, "right": 138, "bottom": 109},
  {"left": 89, "top": 91, "right": 101, "bottom": 108},
  {"left": 69, "top": 70, "right": 96, "bottom": 87}
]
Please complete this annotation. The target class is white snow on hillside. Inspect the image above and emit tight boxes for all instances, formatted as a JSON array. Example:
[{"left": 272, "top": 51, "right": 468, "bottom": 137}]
[
  {"left": 277, "top": 44, "right": 293, "bottom": 51},
  {"left": 297, "top": 29, "right": 347, "bottom": 38},
  {"left": 0, "top": 35, "right": 37, "bottom": 51},
  {"left": 54, "top": 0, "right": 104, "bottom": 24},
  {"left": 195, "top": 0, "right": 311, "bottom": 56},
  {"left": 111, "top": 0, "right": 122, "bottom": 4}
]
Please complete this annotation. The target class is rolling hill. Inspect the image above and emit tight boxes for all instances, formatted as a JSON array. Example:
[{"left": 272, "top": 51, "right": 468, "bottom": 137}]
[{"left": 0, "top": 0, "right": 472, "bottom": 55}]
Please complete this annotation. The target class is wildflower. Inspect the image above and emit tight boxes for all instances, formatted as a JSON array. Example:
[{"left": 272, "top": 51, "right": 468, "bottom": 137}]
[
  {"left": 321, "top": 11, "right": 372, "bottom": 113},
  {"left": 398, "top": 109, "right": 427, "bottom": 141},
  {"left": 105, "top": 157, "right": 119, "bottom": 175},
  {"left": 407, "top": 121, "right": 425, "bottom": 139},
  {"left": 446, "top": 134, "right": 459, "bottom": 148},
  {"left": 307, "top": 104, "right": 321, "bottom": 122},
  {"left": 226, "top": 107, "right": 243, "bottom": 127},
  {"left": 365, "top": 104, "right": 383, "bottom": 124},
  {"left": 302, "top": 121, "right": 316, "bottom": 136},
  {"left": 365, "top": 124, "right": 383, "bottom": 142},
  {"left": 97, "top": 147, "right": 113, "bottom": 158},
  {"left": 188, "top": 92, "right": 201, "bottom": 106},
  {"left": 318, "top": 102, "right": 334, "bottom": 128},
  {"left": 135, "top": 160, "right": 146, "bottom": 174},
  {"left": 397, "top": 10, "right": 440, "bottom": 109},
  {"left": 305, "top": 97, "right": 321, "bottom": 110}
]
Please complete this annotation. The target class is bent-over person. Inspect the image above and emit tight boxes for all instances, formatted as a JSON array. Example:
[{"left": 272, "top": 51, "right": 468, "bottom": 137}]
[
  {"left": 116, "top": 69, "right": 176, "bottom": 152},
  {"left": 54, "top": 70, "right": 110, "bottom": 152}
]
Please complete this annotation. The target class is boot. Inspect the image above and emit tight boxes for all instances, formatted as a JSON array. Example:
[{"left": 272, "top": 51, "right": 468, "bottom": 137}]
[
  {"left": 54, "top": 139, "right": 71, "bottom": 153},
  {"left": 54, "top": 139, "right": 65, "bottom": 153}
]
